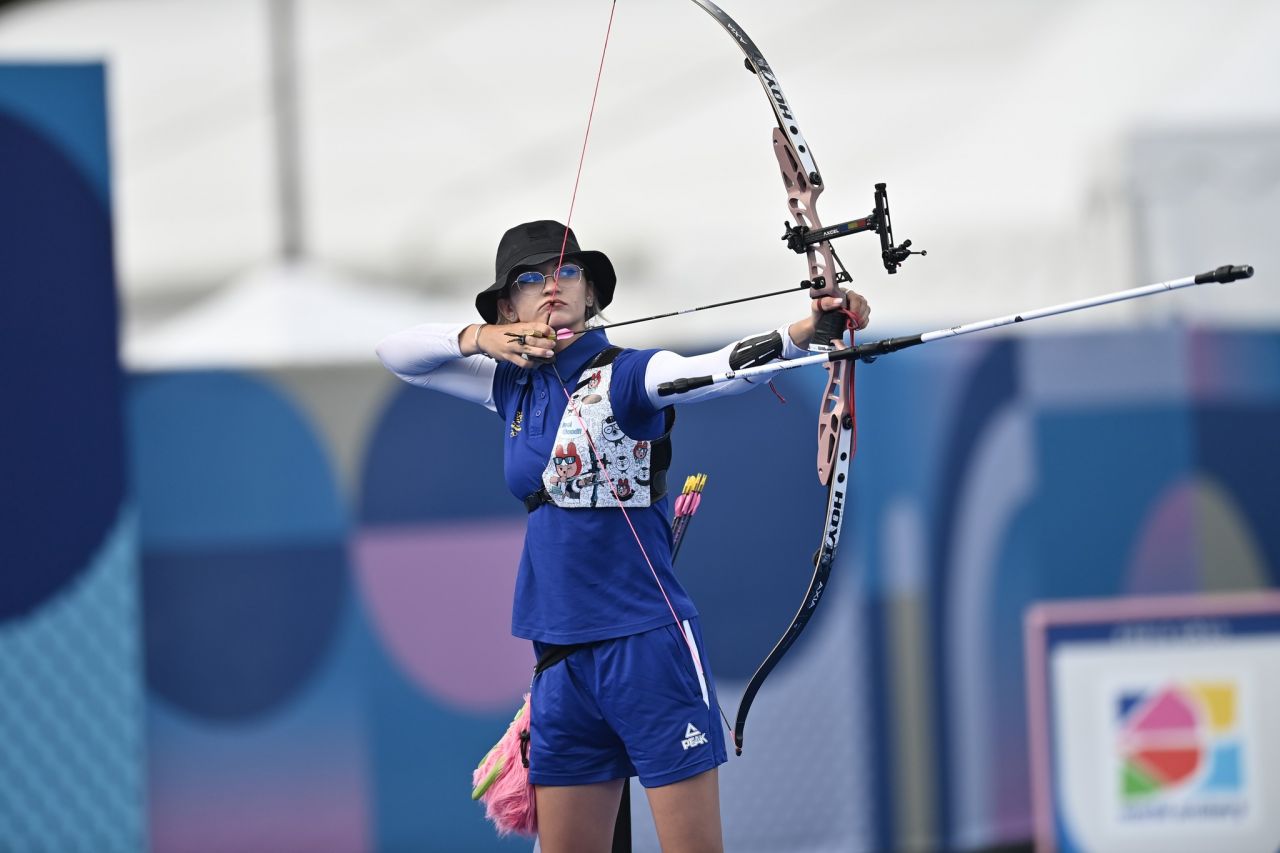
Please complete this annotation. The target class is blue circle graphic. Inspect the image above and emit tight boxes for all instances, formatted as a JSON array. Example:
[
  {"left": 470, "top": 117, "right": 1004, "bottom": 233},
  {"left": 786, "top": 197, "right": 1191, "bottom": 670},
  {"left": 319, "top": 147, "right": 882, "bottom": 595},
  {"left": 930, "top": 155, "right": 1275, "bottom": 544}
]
[
  {"left": 0, "top": 109, "right": 124, "bottom": 622},
  {"left": 129, "top": 372, "right": 348, "bottom": 720}
]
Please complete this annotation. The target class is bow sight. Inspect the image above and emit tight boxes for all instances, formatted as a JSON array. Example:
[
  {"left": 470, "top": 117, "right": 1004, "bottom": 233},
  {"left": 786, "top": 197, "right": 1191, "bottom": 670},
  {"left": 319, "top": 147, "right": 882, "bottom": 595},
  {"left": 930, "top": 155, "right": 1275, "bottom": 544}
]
[{"left": 781, "top": 183, "right": 926, "bottom": 275}]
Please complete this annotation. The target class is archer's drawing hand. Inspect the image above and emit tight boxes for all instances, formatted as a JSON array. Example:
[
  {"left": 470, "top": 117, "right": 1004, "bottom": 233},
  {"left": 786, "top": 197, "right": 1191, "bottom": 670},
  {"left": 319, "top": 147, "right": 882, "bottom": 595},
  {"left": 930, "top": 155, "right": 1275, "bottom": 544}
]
[{"left": 470, "top": 323, "right": 557, "bottom": 367}]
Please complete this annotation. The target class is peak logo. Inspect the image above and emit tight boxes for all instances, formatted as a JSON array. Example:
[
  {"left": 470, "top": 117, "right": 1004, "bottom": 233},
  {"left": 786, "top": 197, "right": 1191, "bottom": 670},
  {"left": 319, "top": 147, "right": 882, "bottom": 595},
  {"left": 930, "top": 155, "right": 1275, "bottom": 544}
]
[{"left": 681, "top": 723, "right": 708, "bottom": 751}]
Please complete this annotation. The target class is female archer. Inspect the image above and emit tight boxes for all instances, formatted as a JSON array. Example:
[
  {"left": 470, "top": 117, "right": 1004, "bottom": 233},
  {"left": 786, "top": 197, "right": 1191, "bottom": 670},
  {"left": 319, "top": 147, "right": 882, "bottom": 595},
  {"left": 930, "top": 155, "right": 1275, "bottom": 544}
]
[{"left": 376, "top": 219, "right": 869, "bottom": 852}]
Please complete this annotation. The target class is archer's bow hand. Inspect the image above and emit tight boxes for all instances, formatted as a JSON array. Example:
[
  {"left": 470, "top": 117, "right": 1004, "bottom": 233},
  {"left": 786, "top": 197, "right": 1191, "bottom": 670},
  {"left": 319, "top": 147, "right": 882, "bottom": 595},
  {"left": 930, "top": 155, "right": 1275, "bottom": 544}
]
[{"left": 789, "top": 288, "right": 871, "bottom": 351}]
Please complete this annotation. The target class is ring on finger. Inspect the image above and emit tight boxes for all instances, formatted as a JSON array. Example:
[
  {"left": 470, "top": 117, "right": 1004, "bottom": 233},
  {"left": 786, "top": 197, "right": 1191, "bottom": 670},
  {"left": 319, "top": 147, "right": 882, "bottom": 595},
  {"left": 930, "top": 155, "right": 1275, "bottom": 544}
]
[{"left": 520, "top": 352, "right": 530, "bottom": 360}]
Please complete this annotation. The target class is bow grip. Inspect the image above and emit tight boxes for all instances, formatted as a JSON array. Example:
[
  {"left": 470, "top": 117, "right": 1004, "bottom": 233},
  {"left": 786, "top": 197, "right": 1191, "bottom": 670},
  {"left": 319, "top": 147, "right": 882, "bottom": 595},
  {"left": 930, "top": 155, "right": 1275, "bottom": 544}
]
[{"left": 812, "top": 310, "right": 846, "bottom": 349}]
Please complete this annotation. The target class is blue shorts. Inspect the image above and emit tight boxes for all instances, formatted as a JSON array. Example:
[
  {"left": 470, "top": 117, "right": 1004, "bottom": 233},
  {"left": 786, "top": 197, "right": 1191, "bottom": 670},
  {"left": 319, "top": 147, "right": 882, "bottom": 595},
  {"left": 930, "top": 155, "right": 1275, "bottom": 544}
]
[{"left": 528, "top": 618, "right": 728, "bottom": 788}]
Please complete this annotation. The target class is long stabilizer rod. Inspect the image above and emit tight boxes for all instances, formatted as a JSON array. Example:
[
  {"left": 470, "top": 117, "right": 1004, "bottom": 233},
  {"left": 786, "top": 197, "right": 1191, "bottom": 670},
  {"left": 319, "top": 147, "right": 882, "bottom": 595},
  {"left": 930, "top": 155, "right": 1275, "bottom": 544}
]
[{"left": 658, "top": 264, "right": 1255, "bottom": 396}]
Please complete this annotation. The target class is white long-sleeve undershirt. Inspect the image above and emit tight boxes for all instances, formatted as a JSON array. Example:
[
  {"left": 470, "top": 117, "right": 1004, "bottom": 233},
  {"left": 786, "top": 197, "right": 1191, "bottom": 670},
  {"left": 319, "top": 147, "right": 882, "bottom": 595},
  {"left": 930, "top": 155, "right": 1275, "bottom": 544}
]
[{"left": 373, "top": 322, "right": 809, "bottom": 411}]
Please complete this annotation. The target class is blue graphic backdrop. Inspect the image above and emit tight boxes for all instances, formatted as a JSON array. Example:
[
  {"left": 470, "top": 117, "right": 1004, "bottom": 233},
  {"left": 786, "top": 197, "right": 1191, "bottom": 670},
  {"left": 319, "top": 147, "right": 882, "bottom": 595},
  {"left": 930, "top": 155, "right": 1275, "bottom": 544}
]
[
  {"left": 123, "top": 331, "right": 1280, "bottom": 853},
  {"left": 0, "top": 63, "right": 143, "bottom": 853},
  {"left": 2, "top": 61, "right": 1277, "bottom": 853}
]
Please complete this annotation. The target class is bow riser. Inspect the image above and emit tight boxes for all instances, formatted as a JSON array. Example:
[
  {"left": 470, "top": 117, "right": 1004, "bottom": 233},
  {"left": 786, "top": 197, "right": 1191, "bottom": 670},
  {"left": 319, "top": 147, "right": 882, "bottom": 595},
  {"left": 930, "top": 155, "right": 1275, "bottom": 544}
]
[{"left": 772, "top": 126, "right": 847, "bottom": 338}]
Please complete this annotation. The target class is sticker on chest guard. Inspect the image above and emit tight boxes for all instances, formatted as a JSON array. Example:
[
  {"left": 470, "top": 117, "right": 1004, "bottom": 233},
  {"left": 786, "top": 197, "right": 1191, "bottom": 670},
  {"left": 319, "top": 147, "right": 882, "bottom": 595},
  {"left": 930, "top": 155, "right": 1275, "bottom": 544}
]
[{"left": 542, "top": 363, "right": 654, "bottom": 508}]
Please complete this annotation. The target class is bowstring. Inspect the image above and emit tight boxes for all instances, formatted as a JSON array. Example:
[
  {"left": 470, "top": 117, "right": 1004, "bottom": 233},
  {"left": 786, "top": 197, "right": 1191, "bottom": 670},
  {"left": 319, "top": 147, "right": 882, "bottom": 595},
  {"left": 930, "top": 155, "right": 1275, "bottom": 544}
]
[
  {"left": 547, "top": 0, "right": 731, "bottom": 736},
  {"left": 551, "top": 0, "right": 618, "bottom": 289}
]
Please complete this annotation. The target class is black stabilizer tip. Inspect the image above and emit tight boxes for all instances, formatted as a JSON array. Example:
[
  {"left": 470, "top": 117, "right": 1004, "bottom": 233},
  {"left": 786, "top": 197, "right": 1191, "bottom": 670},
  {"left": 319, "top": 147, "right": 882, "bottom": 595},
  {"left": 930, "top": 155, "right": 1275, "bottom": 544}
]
[
  {"left": 657, "top": 375, "right": 716, "bottom": 397},
  {"left": 1196, "top": 264, "right": 1255, "bottom": 284}
]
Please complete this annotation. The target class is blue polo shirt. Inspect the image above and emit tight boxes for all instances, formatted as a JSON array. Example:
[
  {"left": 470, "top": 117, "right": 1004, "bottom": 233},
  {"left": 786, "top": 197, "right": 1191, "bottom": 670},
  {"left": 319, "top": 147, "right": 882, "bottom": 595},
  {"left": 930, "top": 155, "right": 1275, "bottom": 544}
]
[{"left": 491, "top": 330, "right": 698, "bottom": 644}]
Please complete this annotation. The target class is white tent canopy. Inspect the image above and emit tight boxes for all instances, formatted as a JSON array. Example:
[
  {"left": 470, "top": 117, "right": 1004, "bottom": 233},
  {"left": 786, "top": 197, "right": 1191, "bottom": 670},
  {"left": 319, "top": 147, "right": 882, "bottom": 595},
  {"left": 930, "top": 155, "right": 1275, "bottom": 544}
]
[{"left": 123, "top": 260, "right": 466, "bottom": 370}]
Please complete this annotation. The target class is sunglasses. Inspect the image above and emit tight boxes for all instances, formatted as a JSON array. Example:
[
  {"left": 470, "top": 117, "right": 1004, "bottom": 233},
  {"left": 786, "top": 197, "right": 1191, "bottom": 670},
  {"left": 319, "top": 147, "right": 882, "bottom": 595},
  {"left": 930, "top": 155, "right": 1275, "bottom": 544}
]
[{"left": 510, "top": 264, "right": 585, "bottom": 295}]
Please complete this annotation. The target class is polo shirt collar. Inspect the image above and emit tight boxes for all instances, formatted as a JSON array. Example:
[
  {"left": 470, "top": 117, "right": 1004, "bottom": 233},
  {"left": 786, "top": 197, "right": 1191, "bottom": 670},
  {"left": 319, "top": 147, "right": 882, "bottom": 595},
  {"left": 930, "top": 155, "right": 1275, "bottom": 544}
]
[{"left": 541, "top": 328, "right": 610, "bottom": 380}]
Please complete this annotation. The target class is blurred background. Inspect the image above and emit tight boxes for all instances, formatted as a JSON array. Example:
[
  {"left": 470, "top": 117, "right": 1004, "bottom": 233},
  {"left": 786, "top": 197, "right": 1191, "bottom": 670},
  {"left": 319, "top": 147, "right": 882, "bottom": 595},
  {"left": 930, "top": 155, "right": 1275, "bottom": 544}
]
[{"left": 1, "top": 0, "right": 1277, "bottom": 851}]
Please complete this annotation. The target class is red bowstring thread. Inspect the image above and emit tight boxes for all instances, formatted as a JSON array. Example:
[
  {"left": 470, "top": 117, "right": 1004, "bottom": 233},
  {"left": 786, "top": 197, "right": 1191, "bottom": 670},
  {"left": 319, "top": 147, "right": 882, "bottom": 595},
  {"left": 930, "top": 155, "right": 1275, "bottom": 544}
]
[{"left": 550, "top": 0, "right": 618, "bottom": 290}]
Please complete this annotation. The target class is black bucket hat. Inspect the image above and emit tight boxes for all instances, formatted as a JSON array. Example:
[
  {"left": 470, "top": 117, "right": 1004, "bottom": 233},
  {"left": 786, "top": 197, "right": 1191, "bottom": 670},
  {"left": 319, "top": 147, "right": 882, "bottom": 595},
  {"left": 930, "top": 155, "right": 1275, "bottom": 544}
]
[{"left": 475, "top": 220, "right": 616, "bottom": 323}]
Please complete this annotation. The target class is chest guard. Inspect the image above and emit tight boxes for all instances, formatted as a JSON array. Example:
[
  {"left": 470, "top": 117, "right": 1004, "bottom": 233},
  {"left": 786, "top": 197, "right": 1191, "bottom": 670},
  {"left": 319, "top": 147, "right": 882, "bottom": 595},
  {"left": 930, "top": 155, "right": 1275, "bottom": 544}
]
[{"left": 539, "top": 348, "right": 673, "bottom": 509}]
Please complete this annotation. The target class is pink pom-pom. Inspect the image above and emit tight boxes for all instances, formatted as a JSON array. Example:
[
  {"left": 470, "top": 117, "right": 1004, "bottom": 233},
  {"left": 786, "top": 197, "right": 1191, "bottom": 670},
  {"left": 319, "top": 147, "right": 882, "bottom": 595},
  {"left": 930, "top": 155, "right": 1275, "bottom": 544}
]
[{"left": 471, "top": 694, "right": 538, "bottom": 837}]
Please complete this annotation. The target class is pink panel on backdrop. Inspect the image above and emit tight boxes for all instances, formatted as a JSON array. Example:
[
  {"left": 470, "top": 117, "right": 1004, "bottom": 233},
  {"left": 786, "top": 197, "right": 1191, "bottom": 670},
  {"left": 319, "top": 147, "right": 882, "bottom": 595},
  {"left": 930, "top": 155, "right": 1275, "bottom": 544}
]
[
  {"left": 149, "top": 722, "right": 369, "bottom": 853},
  {"left": 1125, "top": 480, "right": 1200, "bottom": 594},
  {"left": 353, "top": 519, "right": 532, "bottom": 711},
  {"left": 151, "top": 773, "right": 369, "bottom": 853}
]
